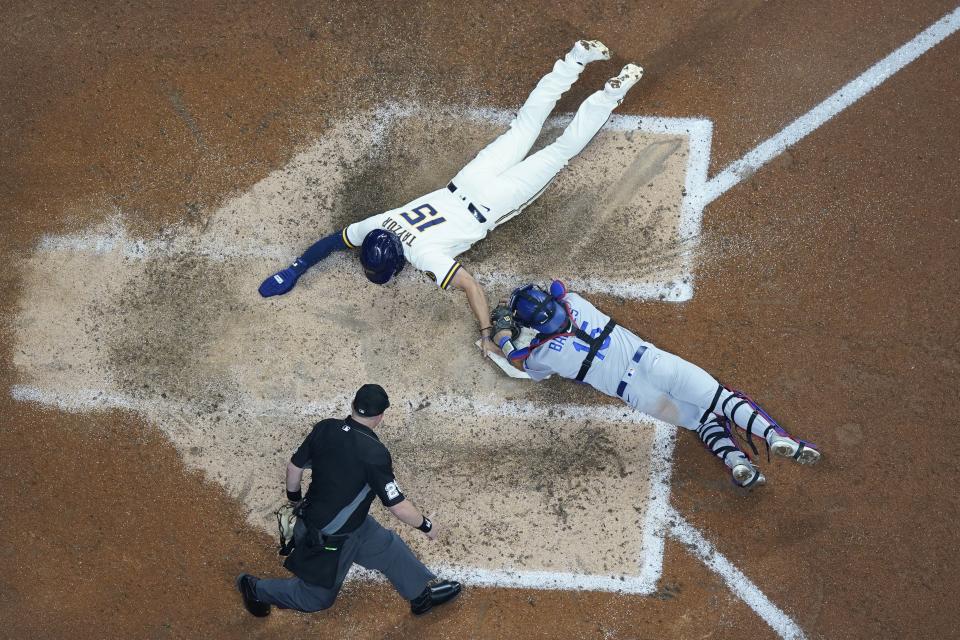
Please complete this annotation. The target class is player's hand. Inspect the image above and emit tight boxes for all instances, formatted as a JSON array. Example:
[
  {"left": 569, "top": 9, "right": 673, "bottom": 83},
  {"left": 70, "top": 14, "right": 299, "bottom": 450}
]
[
  {"left": 480, "top": 335, "right": 503, "bottom": 359},
  {"left": 424, "top": 522, "right": 439, "bottom": 541}
]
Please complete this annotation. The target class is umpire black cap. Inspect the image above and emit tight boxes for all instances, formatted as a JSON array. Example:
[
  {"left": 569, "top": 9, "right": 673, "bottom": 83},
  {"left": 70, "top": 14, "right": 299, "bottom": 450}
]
[{"left": 353, "top": 384, "right": 390, "bottom": 417}]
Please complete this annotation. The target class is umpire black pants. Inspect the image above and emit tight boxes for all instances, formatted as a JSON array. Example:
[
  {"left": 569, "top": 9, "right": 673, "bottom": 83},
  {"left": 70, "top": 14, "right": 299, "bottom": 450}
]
[{"left": 254, "top": 515, "right": 435, "bottom": 612}]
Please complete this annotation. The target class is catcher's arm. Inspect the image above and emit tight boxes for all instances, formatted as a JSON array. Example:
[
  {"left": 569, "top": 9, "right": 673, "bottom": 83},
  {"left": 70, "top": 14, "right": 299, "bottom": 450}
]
[
  {"left": 491, "top": 303, "right": 530, "bottom": 372},
  {"left": 490, "top": 303, "right": 518, "bottom": 348},
  {"left": 493, "top": 328, "right": 526, "bottom": 371}
]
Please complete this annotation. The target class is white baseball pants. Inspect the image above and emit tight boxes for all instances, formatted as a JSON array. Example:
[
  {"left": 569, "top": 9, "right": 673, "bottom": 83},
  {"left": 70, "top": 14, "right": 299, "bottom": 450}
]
[{"left": 452, "top": 52, "right": 622, "bottom": 229}]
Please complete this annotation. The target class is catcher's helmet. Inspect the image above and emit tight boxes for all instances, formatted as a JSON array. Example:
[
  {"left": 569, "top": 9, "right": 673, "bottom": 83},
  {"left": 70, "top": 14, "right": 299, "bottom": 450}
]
[
  {"left": 360, "top": 229, "right": 406, "bottom": 284},
  {"left": 509, "top": 284, "right": 570, "bottom": 335}
]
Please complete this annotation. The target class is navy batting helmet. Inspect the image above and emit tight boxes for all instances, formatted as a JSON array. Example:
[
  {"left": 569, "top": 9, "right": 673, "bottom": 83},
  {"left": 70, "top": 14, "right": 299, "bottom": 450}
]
[
  {"left": 509, "top": 284, "right": 570, "bottom": 335},
  {"left": 360, "top": 229, "right": 406, "bottom": 284}
]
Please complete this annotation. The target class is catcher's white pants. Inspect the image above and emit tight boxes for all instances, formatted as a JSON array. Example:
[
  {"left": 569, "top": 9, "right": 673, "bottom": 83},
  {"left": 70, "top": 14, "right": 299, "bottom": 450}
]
[
  {"left": 619, "top": 344, "right": 723, "bottom": 431},
  {"left": 619, "top": 343, "right": 778, "bottom": 468},
  {"left": 452, "top": 53, "right": 622, "bottom": 230}
]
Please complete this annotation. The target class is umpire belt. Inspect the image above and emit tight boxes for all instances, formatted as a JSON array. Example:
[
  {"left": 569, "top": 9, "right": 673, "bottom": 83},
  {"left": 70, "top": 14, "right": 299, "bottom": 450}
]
[
  {"left": 447, "top": 182, "right": 488, "bottom": 224},
  {"left": 616, "top": 346, "right": 648, "bottom": 398}
]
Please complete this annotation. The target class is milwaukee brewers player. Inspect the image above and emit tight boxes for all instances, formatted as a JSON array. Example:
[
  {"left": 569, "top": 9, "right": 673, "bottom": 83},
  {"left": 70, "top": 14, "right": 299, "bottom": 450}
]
[
  {"left": 492, "top": 281, "right": 822, "bottom": 489},
  {"left": 258, "top": 40, "right": 642, "bottom": 356}
]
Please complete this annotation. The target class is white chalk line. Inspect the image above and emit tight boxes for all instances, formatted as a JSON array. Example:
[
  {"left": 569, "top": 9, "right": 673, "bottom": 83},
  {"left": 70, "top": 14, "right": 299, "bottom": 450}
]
[
  {"left": 9, "top": 382, "right": 669, "bottom": 594},
  {"left": 418, "top": 565, "right": 650, "bottom": 594},
  {"left": 701, "top": 6, "right": 960, "bottom": 206},
  {"left": 656, "top": 10, "right": 960, "bottom": 637},
  {"left": 637, "top": 421, "right": 677, "bottom": 591},
  {"left": 36, "top": 227, "right": 290, "bottom": 262},
  {"left": 342, "top": 563, "right": 653, "bottom": 594},
  {"left": 11, "top": 383, "right": 665, "bottom": 426},
  {"left": 667, "top": 506, "right": 806, "bottom": 640}
]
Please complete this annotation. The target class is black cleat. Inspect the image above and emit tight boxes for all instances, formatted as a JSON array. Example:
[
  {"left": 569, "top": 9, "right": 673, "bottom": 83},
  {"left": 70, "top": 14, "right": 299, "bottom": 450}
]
[
  {"left": 410, "top": 580, "right": 462, "bottom": 615},
  {"left": 235, "top": 574, "right": 271, "bottom": 617}
]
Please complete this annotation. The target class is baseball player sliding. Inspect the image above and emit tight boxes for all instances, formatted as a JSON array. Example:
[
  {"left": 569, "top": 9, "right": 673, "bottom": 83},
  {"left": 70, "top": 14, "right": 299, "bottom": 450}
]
[
  {"left": 258, "top": 40, "right": 642, "bottom": 355},
  {"left": 490, "top": 281, "right": 822, "bottom": 488}
]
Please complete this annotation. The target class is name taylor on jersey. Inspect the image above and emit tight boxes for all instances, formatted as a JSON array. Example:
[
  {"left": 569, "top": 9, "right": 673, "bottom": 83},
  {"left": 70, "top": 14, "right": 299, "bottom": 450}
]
[
  {"left": 380, "top": 216, "right": 418, "bottom": 247},
  {"left": 345, "top": 189, "right": 484, "bottom": 289},
  {"left": 380, "top": 202, "right": 448, "bottom": 248}
]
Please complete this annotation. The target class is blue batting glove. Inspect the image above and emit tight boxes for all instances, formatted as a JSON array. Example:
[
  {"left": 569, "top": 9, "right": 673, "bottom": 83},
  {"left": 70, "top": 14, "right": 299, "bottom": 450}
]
[{"left": 259, "top": 265, "right": 303, "bottom": 297}]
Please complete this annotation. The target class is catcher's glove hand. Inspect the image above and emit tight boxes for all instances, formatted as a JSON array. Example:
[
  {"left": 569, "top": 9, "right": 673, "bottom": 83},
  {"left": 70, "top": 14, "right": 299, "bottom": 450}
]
[
  {"left": 275, "top": 503, "right": 298, "bottom": 556},
  {"left": 490, "top": 303, "right": 520, "bottom": 340}
]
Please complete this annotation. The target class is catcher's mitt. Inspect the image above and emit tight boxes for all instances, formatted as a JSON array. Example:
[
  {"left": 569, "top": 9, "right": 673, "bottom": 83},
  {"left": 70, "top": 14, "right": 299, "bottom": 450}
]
[
  {"left": 275, "top": 503, "right": 298, "bottom": 556},
  {"left": 490, "top": 303, "right": 520, "bottom": 340}
]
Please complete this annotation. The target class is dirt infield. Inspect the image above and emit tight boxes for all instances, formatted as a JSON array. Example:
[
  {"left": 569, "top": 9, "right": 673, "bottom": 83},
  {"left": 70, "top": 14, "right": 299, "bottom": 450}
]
[
  {"left": 2, "top": 2, "right": 959, "bottom": 639},
  {"left": 11, "top": 109, "right": 691, "bottom": 586}
]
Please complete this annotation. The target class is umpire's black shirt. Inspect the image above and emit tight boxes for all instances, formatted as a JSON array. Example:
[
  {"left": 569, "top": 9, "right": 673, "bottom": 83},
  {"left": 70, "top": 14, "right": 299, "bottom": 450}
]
[{"left": 291, "top": 416, "right": 405, "bottom": 535}]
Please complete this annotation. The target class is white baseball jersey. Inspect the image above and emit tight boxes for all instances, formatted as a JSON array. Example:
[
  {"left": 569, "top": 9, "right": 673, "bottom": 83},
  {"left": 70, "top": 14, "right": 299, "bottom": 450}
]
[
  {"left": 342, "top": 187, "right": 488, "bottom": 289},
  {"left": 523, "top": 293, "right": 647, "bottom": 398}
]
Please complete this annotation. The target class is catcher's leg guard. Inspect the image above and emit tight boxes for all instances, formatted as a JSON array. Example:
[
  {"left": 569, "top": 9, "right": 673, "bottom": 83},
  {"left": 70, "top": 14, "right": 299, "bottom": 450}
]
[
  {"left": 704, "top": 386, "right": 820, "bottom": 464},
  {"left": 695, "top": 416, "right": 764, "bottom": 488}
]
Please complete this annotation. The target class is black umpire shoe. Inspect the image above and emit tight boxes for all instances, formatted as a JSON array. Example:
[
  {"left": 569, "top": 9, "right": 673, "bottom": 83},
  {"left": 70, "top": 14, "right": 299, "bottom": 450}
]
[
  {"left": 235, "top": 574, "right": 271, "bottom": 617},
  {"left": 410, "top": 580, "right": 462, "bottom": 615}
]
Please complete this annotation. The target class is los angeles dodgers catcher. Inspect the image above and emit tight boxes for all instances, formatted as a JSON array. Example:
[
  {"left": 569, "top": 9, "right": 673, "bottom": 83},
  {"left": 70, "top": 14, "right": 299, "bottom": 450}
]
[
  {"left": 490, "top": 281, "right": 822, "bottom": 488},
  {"left": 258, "top": 40, "right": 642, "bottom": 356}
]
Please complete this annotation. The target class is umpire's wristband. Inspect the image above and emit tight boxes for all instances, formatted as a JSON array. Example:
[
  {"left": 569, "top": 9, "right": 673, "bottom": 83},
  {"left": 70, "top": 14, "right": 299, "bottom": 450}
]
[
  {"left": 498, "top": 335, "right": 516, "bottom": 356},
  {"left": 286, "top": 488, "right": 302, "bottom": 503},
  {"left": 417, "top": 516, "right": 433, "bottom": 533}
]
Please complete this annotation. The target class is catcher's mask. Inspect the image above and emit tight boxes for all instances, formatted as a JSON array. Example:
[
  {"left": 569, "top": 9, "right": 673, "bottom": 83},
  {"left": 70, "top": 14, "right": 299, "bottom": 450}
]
[
  {"left": 360, "top": 229, "right": 406, "bottom": 284},
  {"left": 509, "top": 282, "right": 571, "bottom": 335}
]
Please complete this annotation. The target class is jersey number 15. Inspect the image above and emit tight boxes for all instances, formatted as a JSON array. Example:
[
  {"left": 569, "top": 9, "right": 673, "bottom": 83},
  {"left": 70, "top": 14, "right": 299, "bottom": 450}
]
[{"left": 400, "top": 204, "right": 446, "bottom": 232}]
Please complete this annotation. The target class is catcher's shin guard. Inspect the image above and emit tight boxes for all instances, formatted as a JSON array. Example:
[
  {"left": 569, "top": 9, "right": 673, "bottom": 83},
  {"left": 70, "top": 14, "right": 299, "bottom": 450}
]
[
  {"left": 696, "top": 416, "right": 748, "bottom": 468},
  {"left": 696, "top": 416, "right": 763, "bottom": 488},
  {"left": 708, "top": 386, "right": 819, "bottom": 463}
]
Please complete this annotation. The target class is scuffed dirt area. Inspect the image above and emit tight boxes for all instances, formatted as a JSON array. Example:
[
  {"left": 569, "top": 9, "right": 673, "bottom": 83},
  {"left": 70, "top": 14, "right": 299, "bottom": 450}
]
[
  {"left": 2, "top": 1, "right": 959, "bottom": 639},
  {"left": 10, "top": 114, "right": 671, "bottom": 578}
]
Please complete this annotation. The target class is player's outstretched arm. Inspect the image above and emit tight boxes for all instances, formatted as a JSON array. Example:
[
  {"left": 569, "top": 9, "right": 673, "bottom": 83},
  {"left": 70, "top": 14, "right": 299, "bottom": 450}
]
[
  {"left": 258, "top": 230, "right": 350, "bottom": 297},
  {"left": 449, "top": 268, "right": 502, "bottom": 358}
]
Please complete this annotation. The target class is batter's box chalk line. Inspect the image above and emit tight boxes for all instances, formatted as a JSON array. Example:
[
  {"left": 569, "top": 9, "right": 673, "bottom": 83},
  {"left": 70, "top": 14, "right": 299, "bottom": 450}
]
[{"left": 11, "top": 383, "right": 803, "bottom": 638}]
